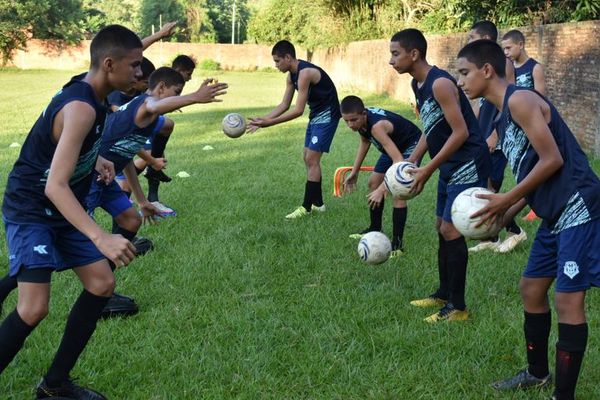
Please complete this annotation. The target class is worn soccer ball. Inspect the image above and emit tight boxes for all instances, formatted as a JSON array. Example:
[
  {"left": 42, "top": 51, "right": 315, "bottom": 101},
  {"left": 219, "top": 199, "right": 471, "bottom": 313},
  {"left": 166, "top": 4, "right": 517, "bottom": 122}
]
[
  {"left": 451, "top": 187, "right": 502, "bottom": 239},
  {"left": 384, "top": 161, "right": 417, "bottom": 200},
  {"left": 222, "top": 113, "right": 246, "bottom": 138},
  {"left": 357, "top": 231, "right": 392, "bottom": 265}
]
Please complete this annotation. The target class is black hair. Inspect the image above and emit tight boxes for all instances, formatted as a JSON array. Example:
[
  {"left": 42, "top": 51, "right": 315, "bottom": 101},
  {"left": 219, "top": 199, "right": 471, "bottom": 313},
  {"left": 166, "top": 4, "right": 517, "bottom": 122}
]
[
  {"left": 502, "top": 29, "right": 525, "bottom": 44},
  {"left": 141, "top": 57, "right": 156, "bottom": 79},
  {"left": 340, "top": 95, "right": 365, "bottom": 114},
  {"left": 148, "top": 67, "right": 186, "bottom": 90},
  {"left": 391, "top": 29, "right": 427, "bottom": 59},
  {"left": 172, "top": 55, "right": 196, "bottom": 71},
  {"left": 90, "top": 25, "right": 142, "bottom": 68},
  {"left": 271, "top": 40, "right": 296, "bottom": 58},
  {"left": 471, "top": 21, "right": 498, "bottom": 42},
  {"left": 457, "top": 40, "right": 506, "bottom": 78}
]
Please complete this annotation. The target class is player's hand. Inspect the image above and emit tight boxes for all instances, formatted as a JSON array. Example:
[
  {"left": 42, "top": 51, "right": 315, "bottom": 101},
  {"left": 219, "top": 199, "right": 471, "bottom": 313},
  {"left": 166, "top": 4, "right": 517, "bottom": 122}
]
[
  {"left": 158, "top": 21, "right": 177, "bottom": 39},
  {"left": 95, "top": 156, "right": 115, "bottom": 185},
  {"left": 139, "top": 201, "right": 162, "bottom": 225},
  {"left": 367, "top": 187, "right": 386, "bottom": 209},
  {"left": 151, "top": 157, "right": 167, "bottom": 171},
  {"left": 470, "top": 192, "right": 512, "bottom": 228},
  {"left": 343, "top": 173, "right": 358, "bottom": 194},
  {"left": 407, "top": 166, "right": 431, "bottom": 195},
  {"left": 486, "top": 132, "right": 498, "bottom": 153},
  {"left": 193, "top": 79, "right": 228, "bottom": 103},
  {"left": 94, "top": 232, "right": 136, "bottom": 268}
]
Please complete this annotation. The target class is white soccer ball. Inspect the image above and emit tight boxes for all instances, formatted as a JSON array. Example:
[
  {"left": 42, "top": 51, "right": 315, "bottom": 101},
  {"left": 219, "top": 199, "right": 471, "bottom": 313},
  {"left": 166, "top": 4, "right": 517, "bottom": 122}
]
[
  {"left": 384, "top": 161, "right": 417, "bottom": 200},
  {"left": 357, "top": 231, "right": 392, "bottom": 265},
  {"left": 451, "top": 187, "right": 502, "bottom": 239},
  {"left": 222, "top": 113, "right": 246, "bottom": 138}
]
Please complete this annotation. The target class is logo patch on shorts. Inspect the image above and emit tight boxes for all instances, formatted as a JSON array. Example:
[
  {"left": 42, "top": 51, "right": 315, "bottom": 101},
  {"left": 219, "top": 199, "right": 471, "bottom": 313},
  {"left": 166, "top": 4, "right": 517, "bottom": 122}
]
[
  {"left": 311, "top": 136, "right": 319, "bottom": 144},
  {"left": 563, "top": 261, "right": 579, "bottom": 279},
  {"left": 33, "top": 245, "right": 48, "bottom": 255}
]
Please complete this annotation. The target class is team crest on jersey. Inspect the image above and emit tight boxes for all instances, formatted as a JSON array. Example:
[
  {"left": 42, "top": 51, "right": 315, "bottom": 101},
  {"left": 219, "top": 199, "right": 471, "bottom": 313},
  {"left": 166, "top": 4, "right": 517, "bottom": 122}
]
[{"left": 563, "top": 261, "right": 579, "bottom": 279}]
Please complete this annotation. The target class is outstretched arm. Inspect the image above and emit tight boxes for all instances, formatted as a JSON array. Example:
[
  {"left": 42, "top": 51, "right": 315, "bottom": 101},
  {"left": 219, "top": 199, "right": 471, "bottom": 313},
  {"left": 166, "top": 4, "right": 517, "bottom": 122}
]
[{"left": 141, "top": 22, "right": 177, "bottom": 50}]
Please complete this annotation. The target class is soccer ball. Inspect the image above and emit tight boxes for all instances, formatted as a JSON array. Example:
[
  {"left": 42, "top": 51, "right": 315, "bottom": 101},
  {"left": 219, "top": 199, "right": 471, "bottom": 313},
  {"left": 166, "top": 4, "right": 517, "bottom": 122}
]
[
  {"left": 384, "top": 161, "right": 417, "bottom": 200},
  {"left": 357, "top": 232, "right": 392, "bottom": 265},
  {"left": 222, "top": 113, "right": 246, "bottom": 138},
  {"left": 451, "top": 187, "right": 502, "bottom": 239}
]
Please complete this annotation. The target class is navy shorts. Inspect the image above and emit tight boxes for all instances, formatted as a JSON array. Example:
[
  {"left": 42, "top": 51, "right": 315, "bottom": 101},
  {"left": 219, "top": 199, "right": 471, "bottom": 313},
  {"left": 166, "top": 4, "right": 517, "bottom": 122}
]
[
  {"left": 142, "top": 115, "right": 166, "bottom": 151},
  {"left": 524, "top": 219, "right": 600, "bottom": 292},
  {"left": 304, "top": 118, "right": 339, "bottom": 153},
  {"left": 490, "top": 150, "right": 508, "bottom": 188},
  {"left": 86, "top": 180, "right": 134, "bottom": 218},
  {"left": 4, "top": 219, "right": 105, "bottom": 277},
  {"left": 373, "top": 148, "right": 417, "bottom": 174},
  {"left": 436, "top": 176, "right": 488, "bottom": 223}
]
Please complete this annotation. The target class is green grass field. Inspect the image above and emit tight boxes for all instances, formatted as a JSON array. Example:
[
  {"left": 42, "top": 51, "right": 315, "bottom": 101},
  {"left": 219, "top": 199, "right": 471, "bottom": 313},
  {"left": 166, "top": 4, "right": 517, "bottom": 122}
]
[{"left": 0, "top": 68, "right": 598, "bottom": 399}]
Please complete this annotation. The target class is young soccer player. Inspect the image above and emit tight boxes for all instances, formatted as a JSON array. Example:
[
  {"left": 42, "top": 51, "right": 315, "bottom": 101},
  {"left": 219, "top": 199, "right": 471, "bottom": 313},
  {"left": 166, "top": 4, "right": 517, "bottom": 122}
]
[
  {"left": 0, "top": 25, "right": 142, "bottom": 399},
  {"left": 502, "top": 30, "right": 546, "bottom": 94},
  {"left": 340, "top": 95, "right": 422, "bottom": 255},
  {"left": 467, "top": 21, "right": 527, "bottom": 253},
  {"left": 389, "top": 29, "right": 490, "bottom": 322},
  {"left": 457, "top": 39, "right": 600, "bottom": 400},
  {"left": 171, "top": 54, "right": 196, "bottom": 82},
  {"left": 248, "top": 40, "right": 340, "bottom": 219}
]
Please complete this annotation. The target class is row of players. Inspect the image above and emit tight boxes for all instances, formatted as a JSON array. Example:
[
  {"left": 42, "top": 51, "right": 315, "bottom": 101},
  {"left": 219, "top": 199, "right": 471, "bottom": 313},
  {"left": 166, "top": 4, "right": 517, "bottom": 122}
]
[{"left": 0, "top": 20, "right": 598, "bottom": 400}]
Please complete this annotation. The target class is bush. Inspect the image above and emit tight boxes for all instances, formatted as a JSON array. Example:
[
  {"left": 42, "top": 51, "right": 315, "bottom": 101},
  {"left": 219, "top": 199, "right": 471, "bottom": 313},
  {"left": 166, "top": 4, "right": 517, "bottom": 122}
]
[{"left": 199, "top": 58, "right": 220, "bottom": 71}]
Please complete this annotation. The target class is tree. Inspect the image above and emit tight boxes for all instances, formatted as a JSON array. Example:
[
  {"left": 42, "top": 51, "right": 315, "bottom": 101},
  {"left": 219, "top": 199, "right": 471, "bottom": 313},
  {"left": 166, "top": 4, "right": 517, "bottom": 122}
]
[{"left": 81, "top": 0, "right": 141, "bottom": 35}]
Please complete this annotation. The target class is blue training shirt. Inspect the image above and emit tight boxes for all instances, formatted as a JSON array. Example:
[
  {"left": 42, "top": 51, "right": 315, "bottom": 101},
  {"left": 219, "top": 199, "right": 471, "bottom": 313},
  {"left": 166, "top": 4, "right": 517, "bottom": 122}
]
[
  {"left": 360, "top": 107, "right": 421, "bottom": 156},
  {"left": 515, "top": 58, "right": 539, "bottom": 89},
  {"left": 411, "top": 66, "right": 490, "bottom": 184},
  {"left": 497, "top": 85, "right": 600, "bottom": 232},
  {"left": 290, "top": 60, "right": 340, "bottom": 123},
  {"left": 2, "top": 75, "right": 107, "bottom": 226},
  {"left": 107, "top": 90, "right": 140, "bottom": 108}
]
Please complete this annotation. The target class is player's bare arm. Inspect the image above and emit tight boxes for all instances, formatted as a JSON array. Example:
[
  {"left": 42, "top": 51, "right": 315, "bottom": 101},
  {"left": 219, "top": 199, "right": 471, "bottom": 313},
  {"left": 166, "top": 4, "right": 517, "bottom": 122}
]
[
  {"left": 406, "top": 134, "right": 427, "bottom": 165},
  {"left": 122, "top": 161, "right": 161, "bottom": 224},
  {"left": 141, "top": 21, "right": 177, "bottom": 50},
  {"left": 344, "top": 136, "right": 371, "bottom": 193},
  {"left": 532, "top": 63, "right": 546, "bottom": 95}
]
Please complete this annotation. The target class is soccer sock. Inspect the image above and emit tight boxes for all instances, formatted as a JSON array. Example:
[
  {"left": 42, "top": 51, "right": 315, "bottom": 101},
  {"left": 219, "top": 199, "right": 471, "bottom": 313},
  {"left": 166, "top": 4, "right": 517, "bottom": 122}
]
[
  {"left": 0, "top": 274, "right": 18, "bottom": 303},
  {"left": 114, "top": 226, "right": 137, "bottom": 241},
  {"left": 524, "top": 311, "right": 551, "bottom": 378},
  {"left": 506, "top": 219, "right": 522, "bottom": 235},
  {"left": 147, "top": 178, "right": 160, "bottom": 203},
  {"left": 302, "top": 181, "right": 312, "bottom": 211},
  {"left": 0, "top": 309, "right": 36, "bottom": 373},
  {"left": 392, "top": 207, "right": 407, "bottom": 249},
  {"left": 555, "top": 322, "right": 588, "bottom": 399},
  {"left": 307, "top": 180, "right": 322, "bottom": 207},
  {"left": 368, "top": 198, "right": 384, "bottom": 231},
  {"left": 150, "top": 134, "right": 170, "bottom": 159},
  {"left": 44, "top": 289, "right": 111, "bottom": 386},
  {"left": 445, "top": 236, "right": 468, "bottom": 310},
  {"left": 434, "top": 234, "right": 449, "bottom": 300}
]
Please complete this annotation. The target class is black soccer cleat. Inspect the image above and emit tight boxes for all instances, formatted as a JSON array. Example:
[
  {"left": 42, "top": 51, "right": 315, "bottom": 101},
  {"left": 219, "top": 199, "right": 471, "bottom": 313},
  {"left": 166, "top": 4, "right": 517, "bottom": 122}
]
[
  {"left": 132, "top": 236, "right": 154, "bottom": 256},
  {"left": 145, "top": 167, "right": 172, "bottom": 183},
  {"left": 36, "top": 377, "right": 107, "bottom": 400},
  {"left": 491, "top": 368, "right": 552, "bottom": 391},
  {"left": 99, "top": 292, "right": 139, "bottom": 319}
]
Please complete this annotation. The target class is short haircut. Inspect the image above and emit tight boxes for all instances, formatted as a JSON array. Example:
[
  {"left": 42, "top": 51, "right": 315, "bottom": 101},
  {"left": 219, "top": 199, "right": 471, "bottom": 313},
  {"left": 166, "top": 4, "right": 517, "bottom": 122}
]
[
  {"left": 272, "top": 40, "right": 296, "bottom": 58},
  {"left": 141, "top": 57, "right": 156, "bottom": 79},
  {"left": 471, "top": 21, "right": 498, "bottom": 42},
  {"left": 172, "top": 55, "right": 196, "bottom": 71},
  {"left": 391, "top": 29, "right": 427, "bottom": 59},
  {"left": 457, "top": 40, "right": 506, "bottom": 78},
  {"left": 502, "top": 29, "right": 525, "bottom": 44},
  {"left": 148, "top": 67, "right": 186, "bottom": 90},
  {"left": 90, "top": 25, "right": 142, "bottom": 69},
  {"left": 340, "top": 95, "right": 365, "bottom": 114}
]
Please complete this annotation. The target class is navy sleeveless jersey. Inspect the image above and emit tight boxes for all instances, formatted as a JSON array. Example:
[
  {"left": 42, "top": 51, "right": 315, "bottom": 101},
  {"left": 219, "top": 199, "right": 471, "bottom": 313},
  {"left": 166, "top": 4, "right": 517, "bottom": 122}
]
[
  {"left": 515, "top": 58, "right": 538, "bottom": 89},
  {"left": 478, "top": 98, "right": 499, "bottom": 140},
  {"left": 359, "top": 107, "right": 421, "bottom": 155},
  {"left": 108, "top": 90, "right": 140, "bottom": 108},
  {"left": 99, "top": 93, "right": 160, "bottom": 174},
  {"left": 497, "top": 85, "right": 600, "bottom": 232},
  {"left": 290, "top": 60, "right": 340, "bottom": 122},
  {"left": 411, "top": 66, "right": 489, "bottom": 183},
  {"left": 2, "top": 76, "right": 107, "bottom": 226}
]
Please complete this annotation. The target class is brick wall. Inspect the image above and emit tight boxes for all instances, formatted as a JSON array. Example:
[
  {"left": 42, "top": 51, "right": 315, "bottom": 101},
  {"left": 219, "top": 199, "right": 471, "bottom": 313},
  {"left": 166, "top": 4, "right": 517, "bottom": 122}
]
[{"left": 9, "top": 21, "right": 600, "bottom": 154}]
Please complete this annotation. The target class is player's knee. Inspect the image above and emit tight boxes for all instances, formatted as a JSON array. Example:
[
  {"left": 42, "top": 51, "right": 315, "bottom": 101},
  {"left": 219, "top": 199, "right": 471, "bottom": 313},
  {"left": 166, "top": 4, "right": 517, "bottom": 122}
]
[
  {"left": 86, "top": 274, "right": 116, "bottom": 297},
  {"left": 17, "top": 302, "right": 49, "bottom": 325},
  {"left": 160, "top": 118, "right": 174, "bottom": 136}
]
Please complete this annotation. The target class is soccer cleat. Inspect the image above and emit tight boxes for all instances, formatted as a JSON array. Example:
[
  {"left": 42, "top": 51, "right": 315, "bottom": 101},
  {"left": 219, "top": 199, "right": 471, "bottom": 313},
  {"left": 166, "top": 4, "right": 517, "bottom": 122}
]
[
  {"left": 311, "top": 204, "right": 326, "bottom": 213},
  {"left": 36, "top": 377, "right": 107, "bottom": 400},
  {"left": 390, "top": 249, "right": 404, "bottom": 258},
  {"left": 491, "top": 369, "right": 552, "bottom": 391},
  {"left": 349, "top": 228, "right": 375, "bottom": 240},
  {"left": 145, "top": 167, "right": 172, "bottom": 183},
  {"left": 410, "top": 295, "right": 447, "bottom": 308},
  {"left": 132, "top": 236, "right": 154, "bottom": 256},
  {"left": 468, "top": 238, "right": 501, "bottom": 252},
  {"left": 496, "top": 230, "right": 527, "bottom": 253},
  {"left": 150, "top": 201, "right": 177, "bottom": 217},
  {"left": 285, "top": 206, "right": 310, "bottom": 219},
  {"left": 424, "top": 303, "right": 469, "bottom": 323},
  {"left": 99, "top": 293, "right": 139, "bottom": 319}
]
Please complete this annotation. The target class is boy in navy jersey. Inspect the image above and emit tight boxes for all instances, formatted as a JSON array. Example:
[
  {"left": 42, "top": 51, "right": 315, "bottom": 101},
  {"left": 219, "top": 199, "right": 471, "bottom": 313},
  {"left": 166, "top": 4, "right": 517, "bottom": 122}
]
[
  {"left": 467, "top": 21, "right": 527, "bottom": 254},
  {"left": 171, "top": 54, "right": 196, "bottom": 82},
  {"left": 248, "top": 40, "right": 340, "bottom": 219},
  {"left": 389, "top": 29, "right": 490, "bottom": 323},
  {"left": 0, "top": 25, "right": 142, "bottom": 399},
  {"left": 502, "top": 30, "right": 546, "bottom": 94},
  {"left": 340, "top": 95, "right": 422, "bottom": 255},
  {"left": 457, "top": 39, "right": 600, "bottom": 400}
]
